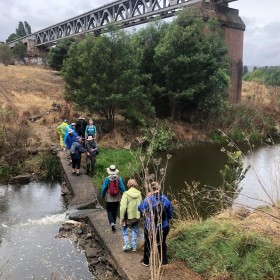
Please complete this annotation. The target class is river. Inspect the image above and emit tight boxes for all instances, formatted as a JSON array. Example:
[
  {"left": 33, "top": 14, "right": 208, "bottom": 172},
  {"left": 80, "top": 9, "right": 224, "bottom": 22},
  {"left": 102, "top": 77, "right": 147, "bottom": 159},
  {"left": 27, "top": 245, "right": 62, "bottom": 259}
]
[
  {"left": 0, "top": 182, "right": 94, "bottom": 279},
  {"left": 164, "top": 143, "right": 280, "bottom": 209}
]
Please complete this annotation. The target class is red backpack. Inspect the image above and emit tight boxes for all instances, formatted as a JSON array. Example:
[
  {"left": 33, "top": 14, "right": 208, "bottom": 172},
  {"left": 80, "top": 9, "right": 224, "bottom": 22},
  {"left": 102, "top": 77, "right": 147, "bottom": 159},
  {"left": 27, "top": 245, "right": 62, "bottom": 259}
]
[{"left": 108, "top": 178, "right": 120, "bottom": 196}]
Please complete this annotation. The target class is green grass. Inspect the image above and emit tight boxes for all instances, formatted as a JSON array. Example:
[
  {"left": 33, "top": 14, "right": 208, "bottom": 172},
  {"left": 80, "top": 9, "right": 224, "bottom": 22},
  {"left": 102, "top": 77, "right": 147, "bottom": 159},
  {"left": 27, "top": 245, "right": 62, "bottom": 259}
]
[
  {"left": 168, "top": 220, "right": 280, "bottom": 280},
  {"left": 93, "top": 148, "right": 141, "bottom": 189}
]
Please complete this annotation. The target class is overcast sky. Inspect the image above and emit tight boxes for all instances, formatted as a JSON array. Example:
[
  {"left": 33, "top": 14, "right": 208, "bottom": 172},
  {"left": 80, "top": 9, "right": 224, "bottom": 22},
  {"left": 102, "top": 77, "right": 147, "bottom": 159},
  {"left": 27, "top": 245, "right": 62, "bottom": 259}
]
[{"left": 0, "top": 0, "right": 278, "bottom": 66}]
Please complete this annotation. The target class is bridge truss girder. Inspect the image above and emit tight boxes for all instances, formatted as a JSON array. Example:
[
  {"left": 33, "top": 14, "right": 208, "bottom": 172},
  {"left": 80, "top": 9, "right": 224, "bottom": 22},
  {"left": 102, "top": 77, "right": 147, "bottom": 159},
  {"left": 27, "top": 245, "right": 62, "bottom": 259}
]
[{"left": 35, "top": 0, "right": 205, "bottom": 46}]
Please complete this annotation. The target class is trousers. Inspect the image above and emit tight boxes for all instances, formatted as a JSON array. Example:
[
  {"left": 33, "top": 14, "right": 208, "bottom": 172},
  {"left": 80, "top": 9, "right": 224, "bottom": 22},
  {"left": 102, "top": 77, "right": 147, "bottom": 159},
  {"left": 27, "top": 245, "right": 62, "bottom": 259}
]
[{"left": 143, "top": 226, "right": 170, "bottom": 265}]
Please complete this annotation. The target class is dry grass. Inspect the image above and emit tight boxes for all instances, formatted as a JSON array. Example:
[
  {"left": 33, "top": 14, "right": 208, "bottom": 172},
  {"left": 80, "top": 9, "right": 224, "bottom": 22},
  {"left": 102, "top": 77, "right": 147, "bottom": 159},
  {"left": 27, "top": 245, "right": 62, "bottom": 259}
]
[
  {"left": 0, "top": 65, "right": 67, "bottom": 147},
  {"left": 215, "top": 207, "right": 280, "bottom": 244},
  {"left": 242, "top": 81, "right": 280, "bottom": 120}
]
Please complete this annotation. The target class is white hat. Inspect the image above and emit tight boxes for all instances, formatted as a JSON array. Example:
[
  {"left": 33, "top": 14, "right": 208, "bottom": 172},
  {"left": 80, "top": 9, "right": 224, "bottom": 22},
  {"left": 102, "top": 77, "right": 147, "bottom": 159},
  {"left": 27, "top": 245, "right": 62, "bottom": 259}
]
[
  {"left": 107, "top": 165, "right": 119, "bottom": 175},
  {"left": 78, "top": 116, "right": 85, "bottom": 120},
  {"left": 87, "top": 135, "right": 94, "bottom": 141},
  {"left": 71, "top": 123, "right": 76, "bottom": 126},
  {"left": 68, "top": 128, "right": 73, "bottom": 133}
]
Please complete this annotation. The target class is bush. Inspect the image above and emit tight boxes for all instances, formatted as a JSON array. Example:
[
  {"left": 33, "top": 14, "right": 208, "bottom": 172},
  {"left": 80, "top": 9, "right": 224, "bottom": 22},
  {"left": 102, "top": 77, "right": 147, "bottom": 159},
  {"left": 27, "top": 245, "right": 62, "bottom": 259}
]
[
  {"left": 23, "top": 153, "right": 61, "bottom": 180},
  {"left": 169, "top": 220, "right": 280, "bottom": 280},
  {"left": 142, "top": 125, "right": 174, "bottom": 152}
]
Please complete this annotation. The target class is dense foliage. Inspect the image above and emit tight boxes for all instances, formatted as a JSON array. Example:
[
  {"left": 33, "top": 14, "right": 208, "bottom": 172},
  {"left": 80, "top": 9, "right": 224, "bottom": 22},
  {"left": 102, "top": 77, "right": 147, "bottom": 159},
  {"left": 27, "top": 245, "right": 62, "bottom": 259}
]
[
  {"left": 62, "top": 28, "right": 154, "bottom": 129},
  {"left": 12, "top": 41, "right": 27, "bottom": 63},
  {"left": 62, "top": 11, "right": 230, "bottom": 128},
  {"left": 244, "top": 66, "right": 280, "bottom": 87},
  {"left": 48, "top": 38, "right": 76, "bottom": 71},
  {"left": 0, "top": 45, "right": 13, "bottom": 66}
]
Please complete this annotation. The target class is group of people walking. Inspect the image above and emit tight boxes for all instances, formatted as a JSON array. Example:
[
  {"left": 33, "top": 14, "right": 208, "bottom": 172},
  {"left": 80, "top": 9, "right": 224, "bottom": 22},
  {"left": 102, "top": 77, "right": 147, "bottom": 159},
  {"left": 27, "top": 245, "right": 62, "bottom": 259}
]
[
  {"left": 56, "top": 117, "right": 98, "bottom": 176},
  {"left": 57, "top": 117, "right": 173, "bottom": 267},
  {"left": 101, "top": 165, "right": 173, "bottom": 267}
]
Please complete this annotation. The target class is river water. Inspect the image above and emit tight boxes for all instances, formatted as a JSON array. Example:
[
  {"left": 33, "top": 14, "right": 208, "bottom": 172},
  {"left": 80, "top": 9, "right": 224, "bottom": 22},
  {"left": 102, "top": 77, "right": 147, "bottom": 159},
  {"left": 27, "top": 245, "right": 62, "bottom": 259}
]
[
  {"left": 0, "top": 182, "right": 94, "bottom": 280},
  {"left": 164, "top": 143, "right": 280, "bottom": 209}
]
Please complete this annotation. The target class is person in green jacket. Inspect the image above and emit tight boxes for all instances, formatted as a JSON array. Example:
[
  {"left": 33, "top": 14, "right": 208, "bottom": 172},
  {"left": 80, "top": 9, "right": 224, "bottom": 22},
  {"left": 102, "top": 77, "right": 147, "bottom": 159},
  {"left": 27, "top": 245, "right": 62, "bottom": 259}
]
[
  {"left": 56, "top": 119, "right": 68, "bottom": 147},
  {"left": 120, "top": 179, "right": 142, "bottom": 252}
]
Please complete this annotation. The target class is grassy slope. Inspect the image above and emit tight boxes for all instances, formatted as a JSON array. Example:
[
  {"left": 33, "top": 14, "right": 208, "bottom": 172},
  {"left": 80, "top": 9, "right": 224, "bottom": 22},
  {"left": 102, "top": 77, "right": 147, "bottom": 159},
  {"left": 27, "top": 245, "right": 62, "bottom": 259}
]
[
  {"left": 169, "top": 209, "right": 280, "bottom": 280},
  {"left": 0, "top": 65, "right": 65, "bottom": 147}
]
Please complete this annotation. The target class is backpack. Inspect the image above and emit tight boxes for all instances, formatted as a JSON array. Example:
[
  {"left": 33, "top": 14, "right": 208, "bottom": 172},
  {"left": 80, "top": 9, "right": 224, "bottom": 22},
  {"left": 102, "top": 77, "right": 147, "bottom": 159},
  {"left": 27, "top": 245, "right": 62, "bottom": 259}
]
[
  {"left": 70, "top": 142, "right": 78, "bottom": 155},
  {"left": 153, "top": 197, "right": 167, "bottom": 226},
  {"left": 107, "top": 178, "right": 120, "bottom": 196}
]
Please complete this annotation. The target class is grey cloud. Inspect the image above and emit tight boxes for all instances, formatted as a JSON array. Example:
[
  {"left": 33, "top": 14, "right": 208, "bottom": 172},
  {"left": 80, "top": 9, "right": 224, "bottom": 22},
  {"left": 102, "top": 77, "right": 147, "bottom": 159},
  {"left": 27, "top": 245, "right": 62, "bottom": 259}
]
[{"left": 242, "top": 19, "right": 280, "bottom": 66}]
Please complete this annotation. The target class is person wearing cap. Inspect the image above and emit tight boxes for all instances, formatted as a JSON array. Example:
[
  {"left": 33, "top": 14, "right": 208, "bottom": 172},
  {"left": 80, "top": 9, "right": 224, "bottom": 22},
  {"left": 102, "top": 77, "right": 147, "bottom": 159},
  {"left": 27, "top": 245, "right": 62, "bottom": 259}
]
[
  {"left": 101, "top": 165, "right": 126, "bottom": 232},
  {"left": 70, "top": 136, "right": 84, "bottom": 176},
  {"left": 120, "top": 179, "right": 142, "bottom": 252},
  {"left": 56, "top": 119, "right": 68, "bottom": 147},
  {"left": 64, "top": 128, "right": 77, "bottom": 150},
  {"left": 85, "top": 119, "right": 97, "bottom": 139},
  {"left": 63, "top": 122, "right": 77, "bottom": 142},
  {"left": 85, "top": 135, "right": 98, "bottom": 176},
  {"left": 76, "top": 116, "right": 87, "bottom": 139},
  {"left": 138, "top": 181, "right": 173, "bottom": 267}
]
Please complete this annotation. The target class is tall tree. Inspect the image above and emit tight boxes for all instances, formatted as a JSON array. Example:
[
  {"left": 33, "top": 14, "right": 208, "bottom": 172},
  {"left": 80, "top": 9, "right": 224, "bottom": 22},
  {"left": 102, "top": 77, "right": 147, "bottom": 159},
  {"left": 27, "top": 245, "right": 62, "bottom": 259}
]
[
  {"left": 0, "top": 45, "right": 13, "bottom": 66},
  {"left": 6, "top": 33, "right": 19, "bottom": 43},
  {"left": 133, "top": 22, "right": 169, "bottom": 117},
  {"left": 16, "top": 21, "right": 27, "bottom": 37},
  {"left": 155, "top": 11, "right": 230, "bottom": 120},
  {"left": 48, "top": 38, "right": 75, "bottom": 71},
  {"left": 24, "top": 21, "right": 32, "bottom": 34},
  {"left": 62, "top": 28, "right": 154, "bottom": 129}
]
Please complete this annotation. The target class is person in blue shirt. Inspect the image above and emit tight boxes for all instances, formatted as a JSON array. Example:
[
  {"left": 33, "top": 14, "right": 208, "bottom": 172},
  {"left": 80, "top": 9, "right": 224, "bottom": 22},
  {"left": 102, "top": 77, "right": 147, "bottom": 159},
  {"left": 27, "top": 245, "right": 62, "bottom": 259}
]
[
  {"left": 85, "top": 119, "right": 97, "bottom": 139},
  {"left": 64, "top": 129, "right": 77, "bottom": 150},
  {"left": 138, "top": 181, "right": 172, "bottom": 267},
  {"left": 101, "top": 165, "right": 126, "bottom": 232}
]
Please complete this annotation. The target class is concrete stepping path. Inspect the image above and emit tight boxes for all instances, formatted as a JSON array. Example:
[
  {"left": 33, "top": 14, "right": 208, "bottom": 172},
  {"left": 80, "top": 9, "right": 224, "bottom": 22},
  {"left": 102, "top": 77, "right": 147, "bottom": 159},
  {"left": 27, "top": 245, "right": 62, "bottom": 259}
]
[{"left": 58, "top": 150, "right": 150, "bottom": 279}]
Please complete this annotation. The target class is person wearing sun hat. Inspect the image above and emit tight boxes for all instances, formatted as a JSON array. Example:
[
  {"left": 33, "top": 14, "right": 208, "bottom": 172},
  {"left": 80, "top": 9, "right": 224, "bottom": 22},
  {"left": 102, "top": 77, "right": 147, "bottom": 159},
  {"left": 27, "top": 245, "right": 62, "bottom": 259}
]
[
  {"left": 76, "top": 116, "right": 87, "bottom": 139},
  {"left": 85, "top": 135, "right": 98, "bottom": 176},
  {"left": 101, "top": 165, "right": 126, "bottom": 232}
]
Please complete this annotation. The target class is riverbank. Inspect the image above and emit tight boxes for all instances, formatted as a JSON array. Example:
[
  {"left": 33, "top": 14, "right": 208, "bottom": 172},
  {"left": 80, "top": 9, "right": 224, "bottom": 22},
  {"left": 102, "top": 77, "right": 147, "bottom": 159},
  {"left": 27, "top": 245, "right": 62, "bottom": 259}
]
[{"left": 168, "top": 207, "right": 280, "bottom": 280}]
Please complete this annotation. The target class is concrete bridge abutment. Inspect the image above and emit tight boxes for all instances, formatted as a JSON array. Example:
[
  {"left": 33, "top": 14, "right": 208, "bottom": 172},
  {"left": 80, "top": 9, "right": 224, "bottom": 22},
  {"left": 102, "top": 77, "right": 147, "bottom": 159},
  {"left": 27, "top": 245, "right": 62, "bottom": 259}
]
[{"left": 189, "top": 2, "right": 245, "bottom": 103}]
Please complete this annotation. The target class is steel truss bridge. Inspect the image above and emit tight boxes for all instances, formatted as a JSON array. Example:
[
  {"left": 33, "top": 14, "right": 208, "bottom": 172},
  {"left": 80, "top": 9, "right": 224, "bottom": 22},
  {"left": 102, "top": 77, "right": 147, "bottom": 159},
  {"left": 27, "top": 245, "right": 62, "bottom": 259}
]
[{"left": 8, "top": 0, "right": 237, "bottom": 47}]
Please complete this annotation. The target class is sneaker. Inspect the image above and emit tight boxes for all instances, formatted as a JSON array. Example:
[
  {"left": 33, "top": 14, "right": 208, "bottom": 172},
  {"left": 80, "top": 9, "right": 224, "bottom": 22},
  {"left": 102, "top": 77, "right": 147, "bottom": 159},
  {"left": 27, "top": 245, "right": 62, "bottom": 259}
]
[
  {"left": 140, "top": 260, "right": 149, "bottom": 267},
  {"left": 76, "top": 172, "right": 82, "bottom": 176},
  {"left": 162, "top": 261, "right": 168, "bottom": 266},
  {"left": 111, "top": 223, "right": 116, "bottom": 232},
  {"left": 132, "top": 246, "right": 136, "bottom": 252},
  {"left": 123, "top": 245, "right": 131, "bottom": 251}
]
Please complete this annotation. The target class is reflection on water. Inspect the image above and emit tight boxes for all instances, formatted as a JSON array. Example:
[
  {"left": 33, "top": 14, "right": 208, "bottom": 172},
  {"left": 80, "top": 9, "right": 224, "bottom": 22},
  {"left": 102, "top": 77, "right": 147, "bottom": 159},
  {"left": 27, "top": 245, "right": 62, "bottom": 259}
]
[
  {"left": 0, "top": 182, "right": 94, "bottom": 280},
  {"left": 164, "top": 144, "right": 280, "bottom": 209},
  {"left": 238, "top": 145, "right": 280, "bottom": 208}
]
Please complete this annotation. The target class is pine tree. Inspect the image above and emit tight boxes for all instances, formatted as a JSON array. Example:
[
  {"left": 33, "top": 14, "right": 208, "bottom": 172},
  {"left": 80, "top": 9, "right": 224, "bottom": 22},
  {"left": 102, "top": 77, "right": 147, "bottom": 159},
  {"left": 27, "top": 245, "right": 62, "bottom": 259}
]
[
  {"left": 24, "top": 21, "right": 32, "bottom": 35},
  {"left": 16, "top": 21, "right": 27, "bottom": 37}
]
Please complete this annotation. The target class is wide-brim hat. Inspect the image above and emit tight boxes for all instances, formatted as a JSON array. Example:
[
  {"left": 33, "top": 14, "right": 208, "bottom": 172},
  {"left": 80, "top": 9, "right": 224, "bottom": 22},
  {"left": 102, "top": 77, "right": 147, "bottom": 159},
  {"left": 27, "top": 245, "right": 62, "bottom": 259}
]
[
  {"left": 107, "top": 165, "right": 119, "bottom": 175},
  {"left": 87, "top": 135, "right": 94, "bottom": 141},
  {"left": 71, "top": 123, "right": 76, "bottom": 126},
  {"left": 78, "top": 116, "right": 85, "bottom": 120}
]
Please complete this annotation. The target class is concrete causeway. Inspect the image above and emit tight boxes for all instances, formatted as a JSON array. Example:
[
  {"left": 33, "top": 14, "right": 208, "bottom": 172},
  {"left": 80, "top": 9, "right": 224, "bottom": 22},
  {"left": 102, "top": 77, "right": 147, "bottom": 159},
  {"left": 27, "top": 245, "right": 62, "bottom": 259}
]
[{"left": 58, "top": 150, "right": 151, "bottom": 280}]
